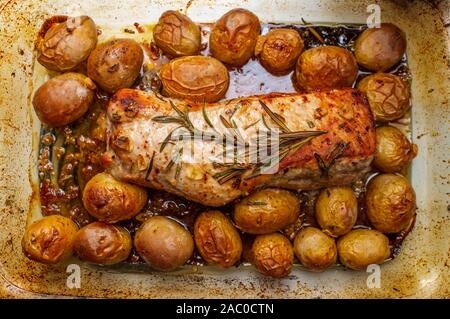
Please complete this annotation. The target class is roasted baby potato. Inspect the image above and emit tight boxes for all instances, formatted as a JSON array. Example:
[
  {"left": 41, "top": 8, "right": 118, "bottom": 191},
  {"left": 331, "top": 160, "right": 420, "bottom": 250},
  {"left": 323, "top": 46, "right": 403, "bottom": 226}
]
[
  {"left": 251, "top": 233, "right": 293, "bottom": 278},
  {"left": 22, "top": 215, "right": 78, "bottom": 264},
  {"left": 160, "top": 56, "right": 229, "bottom": 102},
  {"left": 366, "top": 174, "right": 416, "bottom": 233},
  {"left": 293, "top": 227, "right": 337, "bottom": 272},
  {"left": 295, "top": 46, "right": 358, "bottom": 92},
  {"left": 194, "top": 210, "right": 242, "bottom": 268},
  {"left": 233, "top": 188, "right": 300, "bottom": 234},
  {"left": 209, "top": 8, "right": 261, "bottom": 67},
  {"left": 73, "top": 222, "right": 131, "bottom": 265},
  {"left": 337, "top": 229, "right": 390, "bottom": 270},
  {"left": 33, "top": 72, "right": 96, "bottom": 127},
  {"left": 354, "top": 23, "right": 406, "bottom": 72},
  {"left": 82, "top": 173, "right": 148, "bottom": 223},
  {"left": 373, "top": 126, "right": 417, "bottom": 173},
  {"left": 153, "top": 10, "right": 201, "bottom": 57},
  {"left": 87, "top": 39, "right": 144, "bottom": 93},
  {"left": 134, "top": 216, "right": 194, "bottom": 271},
  {"left": 315, "top": 187, "right": 358, "bottom": 237},
  {"left": 255, "top": 28, "right": 304, "bottom": 75},
  {"left": 37, "top": 16, "right": 98, "bottom": 72},
  {"left": 357, "top": 73, "right": 410, "bottom": 122}
]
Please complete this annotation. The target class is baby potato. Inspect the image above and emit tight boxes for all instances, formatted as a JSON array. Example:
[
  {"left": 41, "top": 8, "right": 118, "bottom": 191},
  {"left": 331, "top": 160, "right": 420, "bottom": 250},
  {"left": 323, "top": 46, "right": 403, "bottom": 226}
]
[
  {"left": 134, "top": 216, "right": 194, "bottom": 271},
  {"left": 337, "top": 229, "right": 390, "bottom": 270},
  {"left": 255, "top": 28, "right": 304, "bottom": 75},
  {"left": 233, "top": 188, "right": 300, "bottom": 234},
  {"left": 293, "top": 227, "right": 337, "bottom": 272},
  {"left": 251, "top": 233, "right": 293, "bottom": 278},
  {"left": 366, "top": 174, "right": 416, "bottom": 233},
  {"left": 357, "top": 73, "right": 410, "bottom": 122},
  {"left": 37, "top": 16, "right": 98, "bottom": 72},
  {"left": 194, "top": 210, "right": 242, "bottom": 268},
  {"left": 373, "top": 126, "right": 417, "bottom": 173},
  {"left": 87, "top": 39, "right": 144, "bottom": 93},
  {"left": 315, "top": 187, "right": 358, "bottom": 237},
  {"left": 33, "top": 72, "right": 96, "bottom": 127},
  {"left": 355, "top": 23, "right": 406, "bottom": 72},
  {"left": 22, "top": 215, "right": 78, "bottom": 264},
  {"left": 160, "top": 56, "right": 229, "bottom": 102},
  {"left": 209, "top": 8, "right": 261, "bottom": 67},
  {"left": 82, "top": 173, "right": 148, "bottom": 223},
  {"left": 295, "top": 46, "right": 358, "bottom": 92},
  {"left": 73, "top": 222, "right": 131, "bottom": 265},
  {"left": 153, "top": 10, "right": 201, "bottom": 57}
]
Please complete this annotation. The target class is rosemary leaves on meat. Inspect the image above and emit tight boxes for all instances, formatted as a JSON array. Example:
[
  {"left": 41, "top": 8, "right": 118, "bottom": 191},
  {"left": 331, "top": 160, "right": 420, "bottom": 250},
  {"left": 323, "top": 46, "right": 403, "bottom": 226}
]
[{"left": 152, "top": 99, "right": 327, "bottom": 185}]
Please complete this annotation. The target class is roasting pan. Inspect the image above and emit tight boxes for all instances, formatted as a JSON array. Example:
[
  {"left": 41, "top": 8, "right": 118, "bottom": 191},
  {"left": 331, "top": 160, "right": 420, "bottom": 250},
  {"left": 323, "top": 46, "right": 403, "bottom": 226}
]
[{"left": 0, "top": 0, "right": 448, "bottom": 298}]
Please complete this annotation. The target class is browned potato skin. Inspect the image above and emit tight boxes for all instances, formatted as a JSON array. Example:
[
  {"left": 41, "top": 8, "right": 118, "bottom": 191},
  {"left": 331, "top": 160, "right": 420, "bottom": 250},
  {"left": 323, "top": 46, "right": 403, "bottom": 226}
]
[
  {"left": 37, "top": 16, "right": 98, "bottom": 72},
  {"left": 374, "top": 126, "right": 417, "bottom": 173},
  {"left": 355, "top": 23, "right": 406, "bottom": 72},
  {"left": 153, "top": 10, "right": 201, "bottom": 57},
  {"left": 233, "top": 188, "right": 300, "bottom": 234},
  {"left": 357, "top": 73, "right": 410, "bottom": 122},
  {"left": 134, "top": 216, "right": 194, "bottom": 271},
  {"left": 22, "top": 215, "right": 78, "bottom": 264},
  {"left": 337, "top": 229, "right": 390, "bottom": 270},
  {"left": 160, "top": 56, "right": 229, "bottom": 102},
  {"left": 315, "top": 187, "right": 358, "bottom": 237},
  {"left": 209, "top": 8, "right": 261, "bottom": 67},
  {"left": 293, "top": 227, "right": 337, "bottom": 272},
  {"left": 82, "top": 173, "right": 148, "bottom": 223},
  {"left": 73, "top": 222, "right": 131, "bottom": 265},
  {"left": 33, "top": 73, "right": 96, "bottom": 127},
  {"left": 366, "top": 174, "right": 416, "bottom": 233},
  {"left": 255, "top": 28, "right": 304, "bottom": 75},
  {"left": 194, "top": 210, "right": 242, "bottom": 268},
  {"left": 87, "top": 39, "right": 144, "bottom": 93},
  {"left": 251, "top": 233, "right": 293, "bottom": 278},
  {"left": 296, "top": 46, "right": 358, "bottom": 92}
]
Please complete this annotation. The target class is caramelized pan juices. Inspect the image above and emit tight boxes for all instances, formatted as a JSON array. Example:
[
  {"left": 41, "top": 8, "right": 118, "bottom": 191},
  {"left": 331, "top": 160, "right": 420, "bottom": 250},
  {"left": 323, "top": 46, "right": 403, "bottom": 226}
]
[{"left": 27, "top": 9, "right": 418, "bottom": 277}]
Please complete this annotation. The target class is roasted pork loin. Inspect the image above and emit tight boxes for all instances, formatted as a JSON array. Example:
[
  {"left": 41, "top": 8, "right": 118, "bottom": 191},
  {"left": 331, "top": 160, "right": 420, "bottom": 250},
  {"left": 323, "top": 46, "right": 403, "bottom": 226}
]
[{"left": 103, "top": 88, "right": 375, "bottom": 206}]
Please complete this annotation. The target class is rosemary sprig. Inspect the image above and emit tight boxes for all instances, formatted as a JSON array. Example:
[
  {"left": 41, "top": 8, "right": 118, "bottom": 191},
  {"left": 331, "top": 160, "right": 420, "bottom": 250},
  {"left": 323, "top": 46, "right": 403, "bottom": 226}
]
[
  {"left": 170, "top": 101, "right": 194, "bottom": 132},
  {"left": 261, "top": 114, "right": 271, "bottom": 130},
  {"left": 220, "top": 114, "right": 233, "bottom": 129},
  {"left": 243, "top": 119, "right": 260, "bottom": 130},
  {"left": 151, "top": 115, "right": 186, "bottom": 126},
  {"left": 165, "top": 157, "right": 176, "bottom": 172},
  {"left": 219, "top": 114, "right": 246, "bottom": 146},
  {"left": 215, "top": 100, "right": 326, "bottom": 184},
  {"left": 175, "top": 162, "right": 182, "bottom": 179},
  {"left": 279, "top": 130, "right": 324, "bottom": 140},
  {"left": 151, "top": 95, "right": 327, "bottom": 185},
  {"left": 259, "top": 100, "right": 290, "bottom": 133},
  {"left": 314, "top": 153, "right": 327, "bottom": 174},
  {"left": 314, "top": 141, "right": 349, "bottom": 176},
  {"left": 160, "top": 126, "right": 182, "bottom": 152},
  {"left": 213, "top": 166, "right": 247, "bottom": 185},
  {"left": 202, "top": 100, "right": 216, "bottom": 131},
  {"left": 301, "top": 18, "right": 325, "bottom": 43},
  {"left": 245, "top": 133, "right": 324, "bottom": 180},
  {"left": 145, "top": 151, "right": 156, "bottom": 181},
  {"left": 153, "top": 91, "right": 166, "bottom": 102},
  {"left": 231, "top": 119, "right": 246, "bottom": 145},
  {"left": 152, "top": 101, "right": 194, "bottom": 133},
  {"left": 165, "top": 147, "right": 184, "bottom": 179}
]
